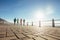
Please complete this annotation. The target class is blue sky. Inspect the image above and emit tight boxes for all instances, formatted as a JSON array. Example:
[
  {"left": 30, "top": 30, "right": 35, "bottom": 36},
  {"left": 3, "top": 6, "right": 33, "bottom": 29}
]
[{"left": 0, "top": 0, "right": 60, "bottom": 23}]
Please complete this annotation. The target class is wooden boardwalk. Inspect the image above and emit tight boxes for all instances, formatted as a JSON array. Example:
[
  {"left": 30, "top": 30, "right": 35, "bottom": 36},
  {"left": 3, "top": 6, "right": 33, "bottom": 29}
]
[{"left": 0, "top": 24, "right": 60, "bottom": 40}]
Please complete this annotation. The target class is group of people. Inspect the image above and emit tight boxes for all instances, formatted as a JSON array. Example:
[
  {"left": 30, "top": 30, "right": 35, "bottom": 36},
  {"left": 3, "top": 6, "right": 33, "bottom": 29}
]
[{"left": 14, "top": 18, "right": 25, "bottom": 26}]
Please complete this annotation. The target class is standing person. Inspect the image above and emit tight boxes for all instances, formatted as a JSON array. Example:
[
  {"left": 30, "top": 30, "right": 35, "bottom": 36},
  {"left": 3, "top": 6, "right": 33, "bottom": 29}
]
[
  {"left": 14, "top": 18, "right": 16, "bottom": 25},
  {"left": 20, "top": 19, "right": 22, "bottom": 26},
  {"left": 17, "top": 18, "right": 19, "bottom": 25},
  {"left": 23, "top": 19, "right": 25, "bottom": 26}
]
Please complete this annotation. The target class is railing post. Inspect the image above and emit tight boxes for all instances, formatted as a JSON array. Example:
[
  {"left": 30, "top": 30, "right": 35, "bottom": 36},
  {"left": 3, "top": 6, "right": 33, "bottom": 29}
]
[
  {"left": 6, "top": 28, "right": 7, "bottom": 37},
  {"left": 32, "top": 22, "right": 33, "bottom": 26},
  {"left": 39, "top": 21, "right": 41, "bottom": 27},
  {"left": 52, "top": 19, "right": 55, "bottom": 27},
  {"left": 27, "top": 22, "right": 28, "bottom": 26}
]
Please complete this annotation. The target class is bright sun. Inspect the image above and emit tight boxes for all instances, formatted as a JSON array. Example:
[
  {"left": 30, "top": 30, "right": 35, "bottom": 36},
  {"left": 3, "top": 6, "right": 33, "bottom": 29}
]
[
  {"left": 34, "top": 10, "right": 45, "bottom": 21},
  {"left": 33, "top": 10, "right": 46, "bottom": 26}
]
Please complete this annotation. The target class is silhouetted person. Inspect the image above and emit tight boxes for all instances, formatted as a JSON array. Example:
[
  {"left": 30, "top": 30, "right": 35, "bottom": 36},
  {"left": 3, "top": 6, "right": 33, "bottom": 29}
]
[
  {"left": 14, "top": 18, "right": 16, "bottom": 25},
  {"left": 23, "top": 19, "right": 25, "bottom": 26},
  {"left": 20, "top": 19, "right": 22, "bottom": 26},
  {"left": 17, "top": 18, "right": 19, "bottom": 25}
]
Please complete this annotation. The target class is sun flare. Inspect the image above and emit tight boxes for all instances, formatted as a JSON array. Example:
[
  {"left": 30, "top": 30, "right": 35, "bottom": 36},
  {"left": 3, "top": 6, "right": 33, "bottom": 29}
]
[{"left": 34, "top": 10, "right": 45, "bottom": 21}]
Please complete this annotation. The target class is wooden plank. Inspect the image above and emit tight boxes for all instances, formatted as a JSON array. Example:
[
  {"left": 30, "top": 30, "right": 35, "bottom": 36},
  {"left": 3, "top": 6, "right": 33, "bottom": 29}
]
[
  {"left": 4, "top": 36, "right": 19, "bottom": 40},
  {"left": 38, "top": 34, "right": 57, "bottom": 40},
  {"left": 16, "top": 34, "right": 25, "bottom": 39},
  {"left": 26, "top": 35, "right": 36, "bottom": 38},
  {"left": 0, "top": 34, "right": 5, "bottom": 38},
  {"left": 22, "top": 37, "right": 33, "bottom": 40},
  {"left": 46, "top": 34, "right": 60, "bottom": 40},
  {"left": 34, "top": 37, "right": 46, "bottom": 40}
]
